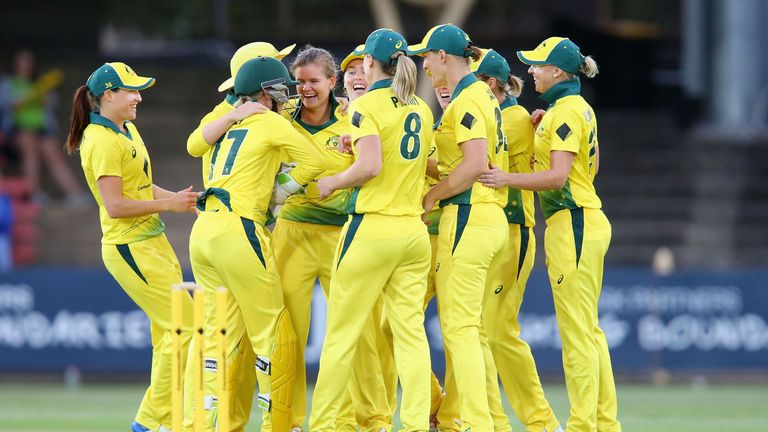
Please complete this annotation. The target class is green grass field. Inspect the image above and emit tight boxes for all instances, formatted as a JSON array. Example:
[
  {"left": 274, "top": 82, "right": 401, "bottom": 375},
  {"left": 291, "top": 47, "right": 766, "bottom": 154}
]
[{"left": 0, "top": 382, "right": 766, "bottom": 431}]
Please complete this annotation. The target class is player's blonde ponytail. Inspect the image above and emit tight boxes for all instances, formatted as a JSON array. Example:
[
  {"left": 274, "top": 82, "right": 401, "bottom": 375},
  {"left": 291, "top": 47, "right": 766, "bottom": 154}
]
[
  {"left": 66, "top": 85, "right": 98, "bottom": 155},
  {"left": 391, "top": 52, "right": 417, "bottom": 105},
  {"left": 579, "top": 55, "right": 599, "bottom": 78},
  {"left": 506, "top": 75, "right": 524, "bottom": 97}
]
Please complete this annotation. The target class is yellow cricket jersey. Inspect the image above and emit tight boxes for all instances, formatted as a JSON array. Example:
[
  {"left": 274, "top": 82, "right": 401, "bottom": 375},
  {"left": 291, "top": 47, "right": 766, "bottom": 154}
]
[
  {"left": 200, "top": 110, "right": 328, "bottom": 225},
  {"left": 280, "top": 97, "right": 354, "bottom": 226},
  {"left": 500, "top": 97, "right": 536, "bottom": 227},
  {"left": 80, "top": 113, "right": 165, "bottom": 244},
  {"left": 423, "top": 121, "right": 441, "bottom": 235},
  {"left": 347, "top": 78, "right": 434, "bottom": 216},
  {"left": 187, "top": 92, "right": 238, "bottom": 185},
  {"left": 534, "top": 78, "right": 601, "bottom": 219},
  {"left": 434, "top": 74, "right": 507, "bottom": 207}
]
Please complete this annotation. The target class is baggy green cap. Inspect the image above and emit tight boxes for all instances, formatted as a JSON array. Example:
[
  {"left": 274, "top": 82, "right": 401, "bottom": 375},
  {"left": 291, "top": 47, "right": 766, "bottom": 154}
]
[
  {"left": 234, "top": 56, "right": 299, "bottom": 98},
  {"left": 406, "top": 24, "right": 473, "bottom": 57},
  {"left": 517, "top": 37, "right": 585, "bottom": 74},
  {"left": 470, "top": 48, "right": 511, "bottom": 82},
  {"left": 86, "top": 62, "right": 155, "bottom": 96},
  {"left": 353, "top": 29, "right": 408, "bottom": 66}
]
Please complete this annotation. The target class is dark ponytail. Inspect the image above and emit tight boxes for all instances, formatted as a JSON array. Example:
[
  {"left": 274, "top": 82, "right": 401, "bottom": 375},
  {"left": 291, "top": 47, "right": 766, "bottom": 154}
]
[{"left": 65, "top": 85, "right": 95, "bottom": 155}]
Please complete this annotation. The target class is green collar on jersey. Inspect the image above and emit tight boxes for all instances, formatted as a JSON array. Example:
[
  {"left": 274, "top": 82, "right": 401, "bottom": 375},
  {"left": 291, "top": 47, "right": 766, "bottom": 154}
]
[
  {"left": 369, "top": 78, "right": 393, "bottom": 91},
  {"left": 433, "top": 113, "right": 443, "bottom": 130},
  {"left": 89, "top": 112, "right": 133, "bottom": 140},
  {"left": 225, "top": 90, "right": 238, "bottom": 105},
  {"left": 540, "top": 77, "right": 580, "bottom": 107},
  {"left": 294, "top": 93, "right": 340, "bottom": 134},
  {"left": 451, "top": 73, "right": 478, "bottom": 100},
  {"left": 499, "top": 96, "right": 518, "bottom": 110}
]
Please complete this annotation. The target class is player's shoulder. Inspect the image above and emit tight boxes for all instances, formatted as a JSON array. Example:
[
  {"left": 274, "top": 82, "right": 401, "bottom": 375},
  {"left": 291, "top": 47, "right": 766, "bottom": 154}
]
[
  {"left": 549, "top": 96, "right": 593, "bottom": 126},
  {"left": 502, "top": 104, "right": 531, "bottom": 125},
  {"left": 238, "top": 110, "right": 287, "bottom": 129}
]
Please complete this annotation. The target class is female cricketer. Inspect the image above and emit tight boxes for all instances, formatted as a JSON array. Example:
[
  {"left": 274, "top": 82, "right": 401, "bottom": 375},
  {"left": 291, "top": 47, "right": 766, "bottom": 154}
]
[
  {"left": 66, "top": 62, "right": 198, "bottom": 432},
  {"left": 309, "top": 28, "right": 434, "bottom": 432},
  {"left": 480, "top": 37, "right": 621, "bottom": 432},
  {"left": 472, "top": 48, "right": 562, "bottom": 432},
  {"left": 189, "top": 56, "right": 329, "bottom": 432},
  {"left": 409, "top": 24, "right": 509, "bottom": 432},
  {"left": 184, "top": 41, "right": 295, "bottom": 432},
  {"left": 272, "top": 45, "right": 388, "bottom": 431}
]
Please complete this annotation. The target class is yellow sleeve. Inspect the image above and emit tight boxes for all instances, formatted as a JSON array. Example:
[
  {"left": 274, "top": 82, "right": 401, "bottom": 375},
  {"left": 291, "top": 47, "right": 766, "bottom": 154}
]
[
  {"left": 186, "top": 110, "right": 223, "bottom": 157},
  {"left": 348, "top": 99, "right": 379, "bottom": 144},
  {"left": 273, "top": 118, "right": 327, "bottom": 185},
  {"left": 548, "top": 108, "right": 582, "bottom": 154},
  {"left": 452, "top": 98, "right": 488, "bottom": 145},
  {"left": 89, "top": 138, "right": 123, "bottom": 180}
]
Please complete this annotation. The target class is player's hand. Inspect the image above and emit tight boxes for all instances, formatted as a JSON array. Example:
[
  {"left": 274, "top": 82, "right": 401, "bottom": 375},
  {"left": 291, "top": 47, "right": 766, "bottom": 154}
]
[
  {"left": 170, "top": 186, "right": 199, "bottom": 213},
  {"left": 227, "top": 101, "right": 268, "bottom": 122},
  {"left": 421, "top": 192, "right": 436, "bottom": 224},
  {"left": 336, "top": 97, "right": 350, "bottom": 115},
  {"left": 530, "top": 109, "right": 546, "bottom": 129},
  {"left": 336, "top": 134, "right": 353, "bottom": 154},
  {"left": 317, "top": 176, "right": 336, "bottom": 199},
  {"left": 479, "top": 164, "right": 509, "bottom": 189}
]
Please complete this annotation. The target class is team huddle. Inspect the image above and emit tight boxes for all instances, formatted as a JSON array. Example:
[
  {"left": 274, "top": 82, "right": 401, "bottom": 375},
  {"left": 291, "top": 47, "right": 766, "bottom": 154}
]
[{"left": 66, "top": 23, "right": 621, "bottom": 432}]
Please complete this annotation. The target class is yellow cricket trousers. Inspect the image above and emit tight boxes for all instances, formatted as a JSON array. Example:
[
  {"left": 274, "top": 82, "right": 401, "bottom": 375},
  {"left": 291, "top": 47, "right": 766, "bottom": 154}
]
[
  {"left": 190, "top": 211, "right": 288, "bottom": 430},
  {"left": 545, "top": 208, "right": 620, "bottom": 432},
  {"left": 380, "top": 234, "right": 444, "bottom": 426},
  {"left": 272, "top": 218, "right": 390, "bottom": 431},
  {"left": 310, "top": 214, "right": 432, "bottom": 432},
  {"left": 102, "top": 233, "right": 193, "bottom": 431},
  {"left": 435, "top": 203, "right": 508, "bottom": 432},
  {"left": 484, "top": 224, "right": 561, "bottom": 432}
]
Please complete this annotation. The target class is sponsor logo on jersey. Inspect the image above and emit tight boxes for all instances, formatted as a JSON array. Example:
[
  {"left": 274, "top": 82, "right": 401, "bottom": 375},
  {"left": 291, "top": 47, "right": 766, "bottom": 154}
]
[
  {"left": 494, "top": 284, "right": 504, "bottom": 294},
  {"left": 131, "top": 147, "right": 137, "bottom": 158}
]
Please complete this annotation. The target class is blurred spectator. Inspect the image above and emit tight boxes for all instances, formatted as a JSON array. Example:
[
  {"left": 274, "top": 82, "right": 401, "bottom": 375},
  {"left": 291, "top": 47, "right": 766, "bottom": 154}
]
[{"left": 0, "top": 49, "right": 88, "bottom": 206}]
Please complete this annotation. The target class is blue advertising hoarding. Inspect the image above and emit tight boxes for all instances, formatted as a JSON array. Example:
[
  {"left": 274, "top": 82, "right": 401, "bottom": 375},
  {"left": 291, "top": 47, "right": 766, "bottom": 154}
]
[{"left": 1, "top": 267, "right": 767, "bottom": 374}]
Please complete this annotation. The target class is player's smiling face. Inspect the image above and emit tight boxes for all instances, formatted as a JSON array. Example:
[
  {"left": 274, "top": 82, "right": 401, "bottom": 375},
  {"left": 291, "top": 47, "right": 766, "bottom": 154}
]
[
  {"left": 105, "top": 88, "right": 142, "bottom": 121},
  {"left": 422, "top": 50, "right": 447, "bottom": 87},
  {"left": 528, "top": 64, "right": 558, "bottom": 94},
  {"left": 434, "top": 86, "right": 451, "bottom": 110},
  {"left": 295, "top": 62, "right": 336, "bottom": 111},
  {"left": 343, "top": 59, "right": 367, "bottom": 101}
]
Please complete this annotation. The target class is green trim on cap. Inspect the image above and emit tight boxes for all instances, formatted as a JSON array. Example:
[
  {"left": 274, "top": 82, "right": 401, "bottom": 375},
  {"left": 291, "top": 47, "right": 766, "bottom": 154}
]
[
  {"left": 451, "top": 73, "right": 478, "bottom": 100},
  {"left": 368, "top": 78, "right": 393, "bottom": 91},
  {"left": 407, "top": 24, "right": 473, "bottom": 57},
  {"left": 86, "top": 63, "right": 155, "bottom": 97},
  {"left": 473, "top": 49, "right": 511, "bottom": 82},
  {"left": 540, "top": 77, "right": 581, "bottom": 107},
  {"left": 517, "top": 37, "right": 585, "bottom": 74},
  {"left": 89, "top": 112, "right": 133, "bottom": 140},
  {"left": 358, "top": 29, "right": 408, "bottom": 66},
  {"left": 234, "top": 57, "right": 299, "bottom": 97}
]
